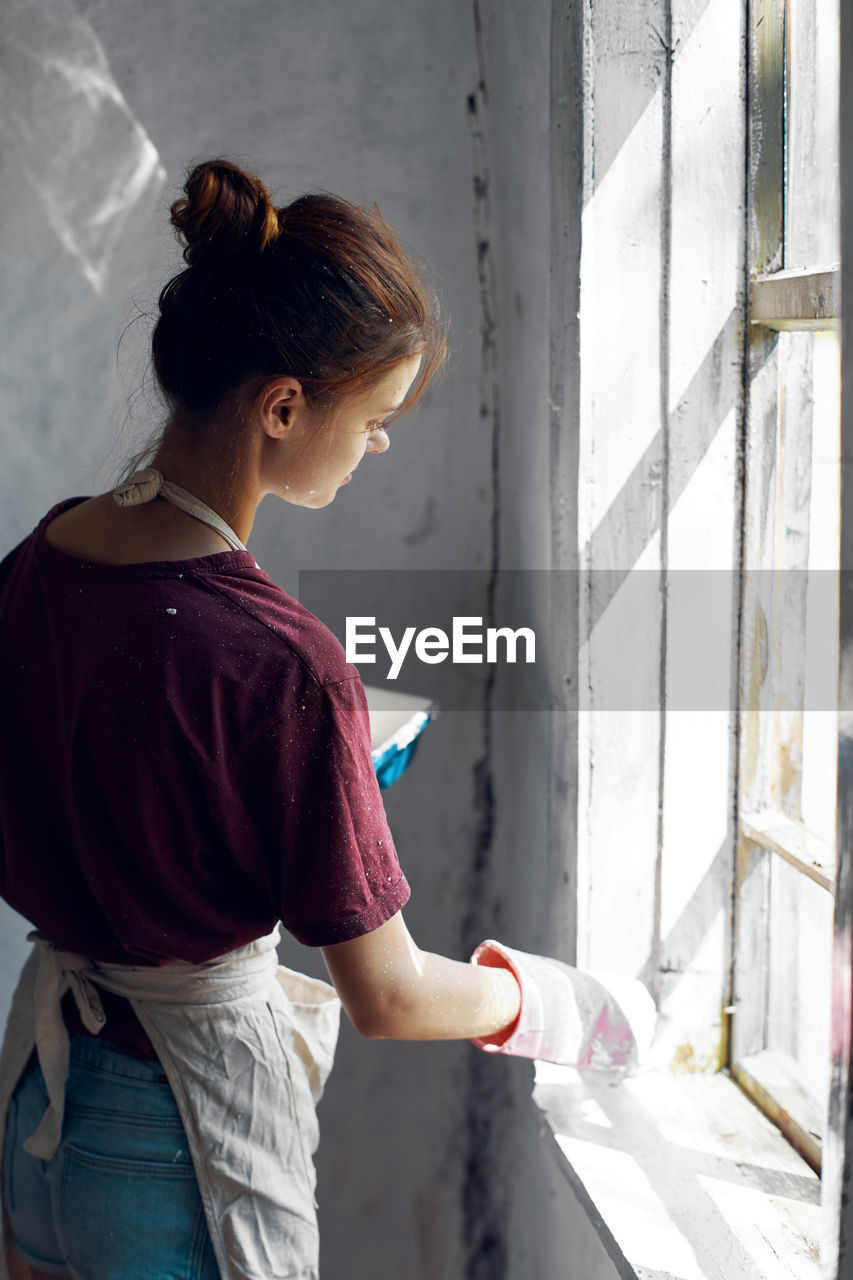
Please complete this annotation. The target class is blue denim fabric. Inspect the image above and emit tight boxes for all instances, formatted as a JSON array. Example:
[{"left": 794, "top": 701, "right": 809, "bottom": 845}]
[{"left": 2, "top": 1035, "right": 220, "bottom": 1279}]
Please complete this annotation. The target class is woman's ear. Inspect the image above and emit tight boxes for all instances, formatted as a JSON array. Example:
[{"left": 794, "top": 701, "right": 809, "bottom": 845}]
[{"left": 258, "top": 376, "right": 305, "bottom": 439}]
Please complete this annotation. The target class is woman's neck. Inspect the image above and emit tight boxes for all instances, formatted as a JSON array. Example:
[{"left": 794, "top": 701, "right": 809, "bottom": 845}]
[{"left": 151, "top": 423, "right": 261, "bottom": 548}]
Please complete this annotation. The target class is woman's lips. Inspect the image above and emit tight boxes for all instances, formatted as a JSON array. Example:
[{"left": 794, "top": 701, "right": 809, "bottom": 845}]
[{"left": 341, "top": 473, "right": 352, "bottom": 483}]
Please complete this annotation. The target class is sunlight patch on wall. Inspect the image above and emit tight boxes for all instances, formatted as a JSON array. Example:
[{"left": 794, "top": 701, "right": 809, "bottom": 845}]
[{"left": 0, "top": 0, "right": 166, "bottom": 294}]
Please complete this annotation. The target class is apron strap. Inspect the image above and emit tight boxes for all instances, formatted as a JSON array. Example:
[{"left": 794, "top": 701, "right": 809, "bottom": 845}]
[
  {"left": 22, "top": 933, "right": 106, "bottom": 1161},
  {"left": 112, "top": 467, "right": 247, "bottom": 552}
]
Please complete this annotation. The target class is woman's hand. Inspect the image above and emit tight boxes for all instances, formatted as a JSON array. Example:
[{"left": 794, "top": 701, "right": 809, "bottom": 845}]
[
  {"left": 322, "top": 917, "right": 656, "bottom": 1069},
  {"left": 320, "top": 912, "right": 521, "bottom": 1042},
  {"left": 469, "top": 940, "right": 657, "bottom": 1069}
]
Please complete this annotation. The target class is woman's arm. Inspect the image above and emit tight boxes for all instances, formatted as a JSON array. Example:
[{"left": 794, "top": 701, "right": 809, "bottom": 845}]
[{"left": 321, "top": 911, "right": 521, "bottom": 1041}]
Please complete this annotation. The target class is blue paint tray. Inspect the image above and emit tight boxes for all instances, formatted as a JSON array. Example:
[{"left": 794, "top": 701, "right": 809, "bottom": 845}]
[{"left": 364, "top": 687, "right": 437, "bottom": 790}]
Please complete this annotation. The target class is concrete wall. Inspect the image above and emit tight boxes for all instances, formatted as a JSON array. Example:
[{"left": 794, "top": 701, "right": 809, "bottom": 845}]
[{"left": 0, "top": 2, "right": 611, "bottom": 1278}]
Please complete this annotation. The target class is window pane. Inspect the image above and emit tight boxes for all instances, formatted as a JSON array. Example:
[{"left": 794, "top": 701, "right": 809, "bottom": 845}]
[
  {"left": 755, "top": 330, "right": 840, "bottom": 830},
  {"left": 766, "top": 852, "right": 833, "bottom": 1112},
  {"left": 786, "top": 0, "right": 840, "bottom": 266},
  {"left": 801, "top": 330, "right": 841, "bottom": 849}
]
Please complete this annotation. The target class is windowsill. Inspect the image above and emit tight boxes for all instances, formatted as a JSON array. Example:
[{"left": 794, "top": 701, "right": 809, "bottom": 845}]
[{"left": 532, "top": 1061, "right": 821, "bottom": 1280}]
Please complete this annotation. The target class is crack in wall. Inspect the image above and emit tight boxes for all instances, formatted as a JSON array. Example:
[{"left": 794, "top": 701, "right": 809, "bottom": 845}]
[
  {"left": 461, "top": 2, "right": 511, "bottom": 1275},
  {"left": 462, "top": 0, "right": 501, "bottom": 955}
]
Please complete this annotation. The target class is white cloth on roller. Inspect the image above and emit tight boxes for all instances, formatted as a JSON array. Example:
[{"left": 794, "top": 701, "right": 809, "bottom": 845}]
[
  {"left": 112, "top": 466, "right": 247, "bottom": 551},
  {"left": 0, "top": 928, "right": 341, "bottom": 1280},
  {"left": 469, "top": 939, "right": 656, "bottom": 1070}
]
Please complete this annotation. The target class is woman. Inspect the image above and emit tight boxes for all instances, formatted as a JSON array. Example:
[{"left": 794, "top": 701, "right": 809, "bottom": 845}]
[{"left": 0, "top": 159, "right": 641, "bottom": 1280}]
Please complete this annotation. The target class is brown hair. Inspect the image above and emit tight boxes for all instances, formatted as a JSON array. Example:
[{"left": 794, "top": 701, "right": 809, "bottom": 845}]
[{"left": 150, "top": 159, "right": 446, "bottom": 426}]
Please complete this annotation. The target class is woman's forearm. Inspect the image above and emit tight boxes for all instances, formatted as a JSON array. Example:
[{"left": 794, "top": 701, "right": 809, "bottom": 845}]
[
  {"left": 358, "top": 948, "right": 521, "bottom": 1041},
  {"left": 321, "top": 913, "right": 521, "bottom": 1042}
]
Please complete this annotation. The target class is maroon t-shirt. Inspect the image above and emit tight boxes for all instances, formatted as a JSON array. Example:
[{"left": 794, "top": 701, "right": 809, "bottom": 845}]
[{"left": 0, "top": 498, "right": 410, "bottom": 1055}]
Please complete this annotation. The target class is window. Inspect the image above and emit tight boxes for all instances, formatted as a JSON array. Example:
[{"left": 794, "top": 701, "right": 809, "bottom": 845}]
[
  {"left": 733, "top": 0, "right": 840, "bottom": 1173},
  {"left": 546, "top": 1, "right": 843, "bottom": 1271}
]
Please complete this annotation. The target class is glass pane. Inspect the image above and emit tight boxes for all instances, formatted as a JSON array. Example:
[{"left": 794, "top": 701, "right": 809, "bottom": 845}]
[
  {"left": 766, "top": 853, "right": 833, "bottom": 1114},
  {"left": 786, "top": 0, "right": 840, "bottom": 266},
  {"left": 757, "top": 331, "right": 840, "bottom": 834},
  {"left": 801, "top": 330, "right": 841, "bottom": 849}
]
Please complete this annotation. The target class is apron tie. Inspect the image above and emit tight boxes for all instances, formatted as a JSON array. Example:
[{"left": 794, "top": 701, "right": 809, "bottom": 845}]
[
  {"left": 23, "top": 932, "right": 105, "bottom": 1161},
  {"left": 111, "top": 468, "right": 247, "bottom": 552},
  {"left": 112, "top": 466, "right": 164, "bottom": 507}
]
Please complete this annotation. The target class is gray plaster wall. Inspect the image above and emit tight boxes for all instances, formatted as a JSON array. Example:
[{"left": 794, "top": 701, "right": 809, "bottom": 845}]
[{"left": 0, "top": 2, "right": 612, "bottom": 1278}]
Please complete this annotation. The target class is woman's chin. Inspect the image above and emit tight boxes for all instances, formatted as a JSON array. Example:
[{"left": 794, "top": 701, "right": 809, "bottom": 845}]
[{"left": 276, "top": 485, "right": 338, "bottom": 509}]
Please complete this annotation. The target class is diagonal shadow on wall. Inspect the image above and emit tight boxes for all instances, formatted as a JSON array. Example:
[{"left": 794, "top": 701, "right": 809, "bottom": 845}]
[
  {"left": 583, "top": 306, "right": 742, "bottom": 633},
  {"left": 636, "top": 836, "right": 732, "bottom": 993},
  {"left": 585, "top": 0, "right": 718, "bottom": 201}
]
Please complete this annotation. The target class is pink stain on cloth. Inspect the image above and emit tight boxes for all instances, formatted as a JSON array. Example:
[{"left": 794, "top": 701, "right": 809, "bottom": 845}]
[{"left": 469, "top": 940, "right": 656, "bottom": 1071}]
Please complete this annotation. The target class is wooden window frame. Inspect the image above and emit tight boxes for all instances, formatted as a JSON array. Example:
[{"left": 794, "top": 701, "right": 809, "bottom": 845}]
[{"left": 732, "top": 0, "right": 841, "bottom": 1178}]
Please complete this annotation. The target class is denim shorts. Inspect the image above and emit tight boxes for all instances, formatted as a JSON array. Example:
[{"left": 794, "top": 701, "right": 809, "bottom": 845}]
[{"left": 2, "top": 1035, "right": 220, "bottom": 1279}]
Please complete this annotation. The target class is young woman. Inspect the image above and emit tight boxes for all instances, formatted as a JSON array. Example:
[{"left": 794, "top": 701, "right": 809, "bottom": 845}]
[{"left": 0, "top": 159, "right": 642, "bottom": 1280}]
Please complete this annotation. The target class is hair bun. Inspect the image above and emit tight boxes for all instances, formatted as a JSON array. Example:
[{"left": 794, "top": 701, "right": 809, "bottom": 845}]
[{"left": 170, "top": 159, "right": 280, "bottom": 267}]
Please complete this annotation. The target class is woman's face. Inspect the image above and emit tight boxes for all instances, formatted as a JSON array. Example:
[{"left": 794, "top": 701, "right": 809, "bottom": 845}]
[{"left": 271, "top": 354, "right": 422, "bottom": 509}]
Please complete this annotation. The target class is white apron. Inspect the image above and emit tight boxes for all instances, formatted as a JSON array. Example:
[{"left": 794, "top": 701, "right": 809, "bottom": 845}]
[{"left": 0, "top": 928, "right": 341, "bottom": 1280}]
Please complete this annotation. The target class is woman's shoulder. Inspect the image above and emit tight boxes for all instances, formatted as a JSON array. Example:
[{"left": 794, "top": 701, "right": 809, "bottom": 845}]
[
  {"left": 4, "top": 494, "right": 358, "bottom": 693},
  {"left": 194, "top": 562, "right": 360, "bottom": 691},
  {"left": 186, "top": 567, "right": 371, "bottom": 759}
]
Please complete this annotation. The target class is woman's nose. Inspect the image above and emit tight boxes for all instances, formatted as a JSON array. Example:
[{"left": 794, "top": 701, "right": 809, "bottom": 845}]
[{"left": 366, "top": 427, "right": 390, "bottom": 453}]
